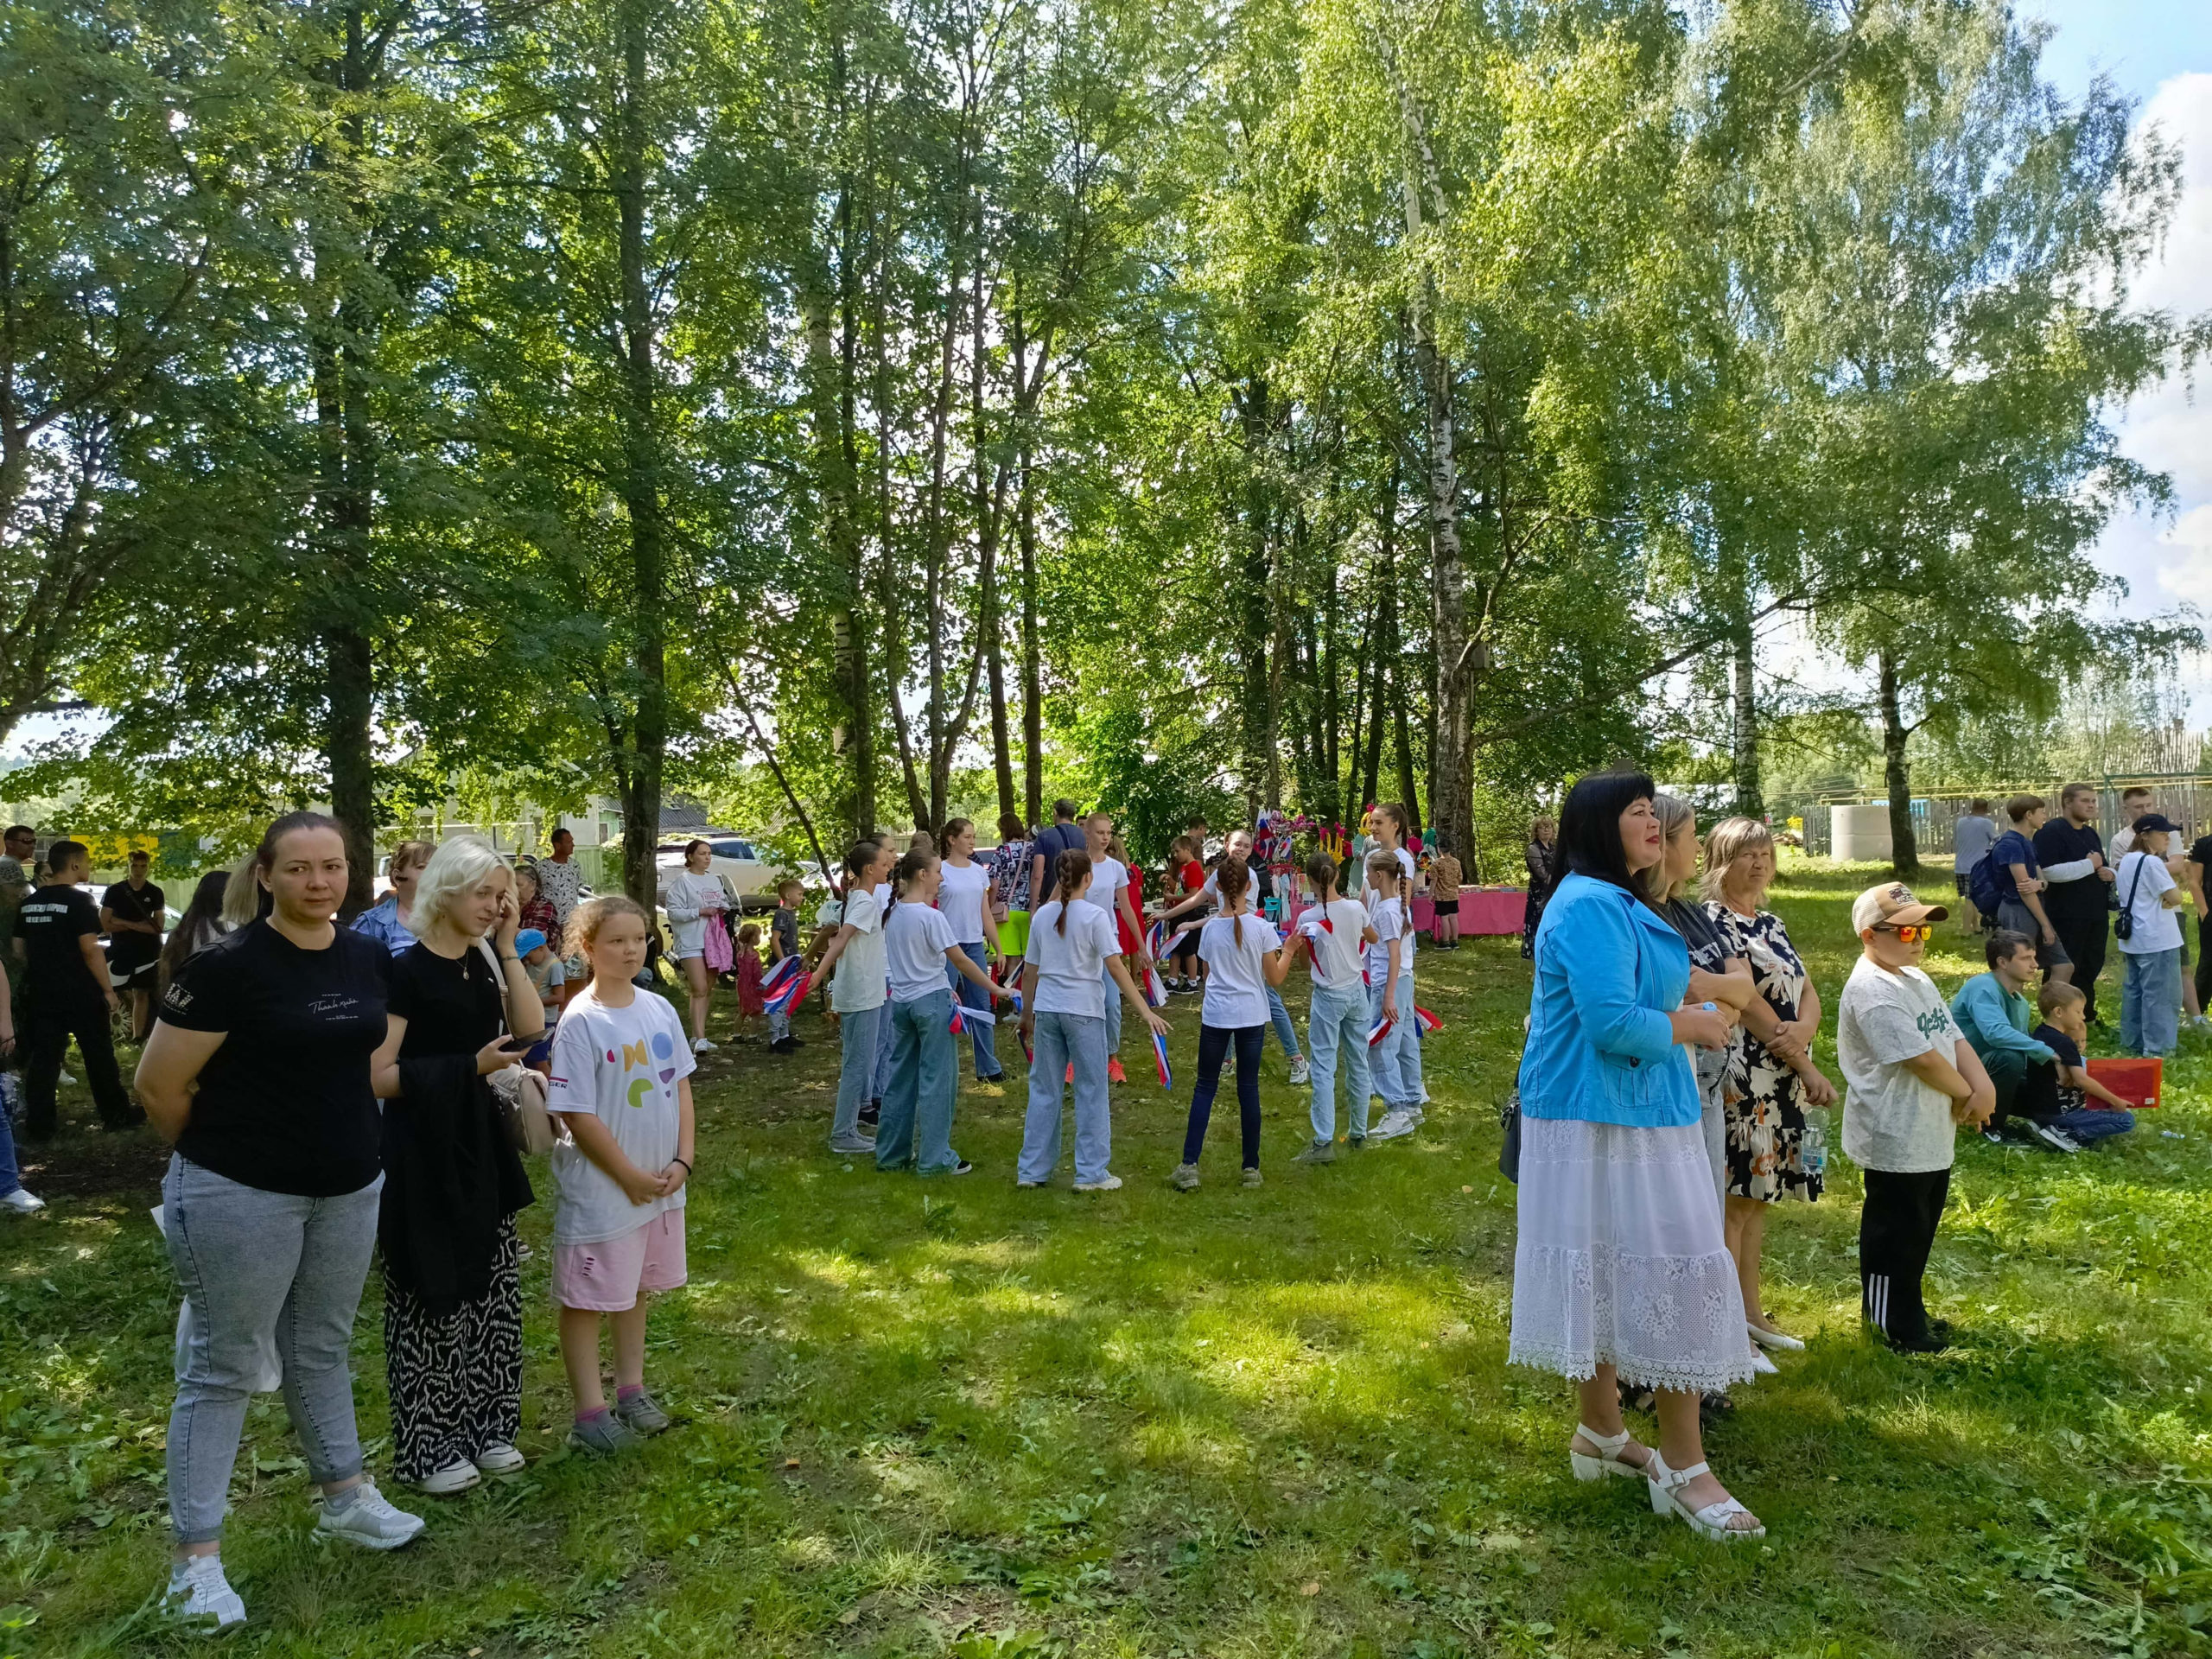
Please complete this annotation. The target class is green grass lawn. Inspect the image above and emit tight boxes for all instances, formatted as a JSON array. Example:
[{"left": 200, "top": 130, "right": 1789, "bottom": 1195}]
[{"left": 8, "top": 859, "right": 2212, "bottom": 1657}]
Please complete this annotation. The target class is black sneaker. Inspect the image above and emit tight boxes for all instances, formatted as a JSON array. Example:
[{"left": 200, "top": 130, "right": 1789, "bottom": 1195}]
[
  {"left": 1886, "top": 1329, "right": 1950, "bottom": 1355},
  {"left": 768, "top": 1037, "right": 796, "bottom": 1055},
  {"left": 2026, "top": 1122, "right": 2082, "bottom": 1155},
  {"left": 859, "top": 1101, "right": 880, "bottom": 1128}
]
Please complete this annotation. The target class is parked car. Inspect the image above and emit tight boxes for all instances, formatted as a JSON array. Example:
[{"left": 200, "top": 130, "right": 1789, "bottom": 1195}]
[{"left": 652, "top": 832, "right": 780, "bottom": 906}]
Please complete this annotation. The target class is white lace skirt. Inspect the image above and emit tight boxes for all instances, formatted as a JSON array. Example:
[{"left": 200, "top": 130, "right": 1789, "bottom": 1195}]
[{"left": 1508, "top": 1116, "right": 1758, "bottom": 1394}]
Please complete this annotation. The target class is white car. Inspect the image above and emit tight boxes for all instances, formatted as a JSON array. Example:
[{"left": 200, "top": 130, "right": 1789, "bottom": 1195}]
[{"left": 652, "top": 833, "right": 779, "bottom": 906}]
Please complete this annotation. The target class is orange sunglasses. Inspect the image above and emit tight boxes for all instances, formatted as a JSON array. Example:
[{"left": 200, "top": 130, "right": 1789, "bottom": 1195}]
[{"left": 1877, "top": 923, "right": 1934, "bottom": 943}]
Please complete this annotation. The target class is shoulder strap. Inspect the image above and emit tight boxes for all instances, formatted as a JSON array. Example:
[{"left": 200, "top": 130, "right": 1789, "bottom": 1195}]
[
  {"left": 2125, "top": 850, "right": 2151, "bottom": 915},
  {"left": 475, "top": 938, "right": 510, "bottom": 1037}
]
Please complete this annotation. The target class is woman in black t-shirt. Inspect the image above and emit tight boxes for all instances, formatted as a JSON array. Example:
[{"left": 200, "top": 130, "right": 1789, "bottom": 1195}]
[
  {"left": 135, "top": 814, "right": 426, "bottom": 1631},
  {"left": 367, "top": 836, "right": 543, "bottom": 1496}
]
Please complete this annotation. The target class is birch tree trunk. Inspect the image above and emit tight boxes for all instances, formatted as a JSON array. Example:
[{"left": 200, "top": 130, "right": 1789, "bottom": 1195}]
[{"left": 1878, "top": 645, "right": 1920, "bottom": 874}]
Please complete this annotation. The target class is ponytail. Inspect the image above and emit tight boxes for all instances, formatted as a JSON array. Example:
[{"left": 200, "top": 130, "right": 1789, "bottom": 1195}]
[
  {"left": 1303, "top": 850, "right": 1340, "bottom": 902},
  {"left": 1052, "top": 849, "right": 1092, "bottom": 935},
  {"left": 1217, "top": 855, "right": 1250, "bottom": 950},
  {"left": 887, "top": 848, "right": 935, "bottom": 919}
]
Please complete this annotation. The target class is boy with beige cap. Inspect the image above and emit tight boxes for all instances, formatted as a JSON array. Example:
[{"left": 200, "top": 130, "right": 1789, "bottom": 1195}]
[{"left": 1836, "top": 881, "right": 1995, "bottom": 1354}]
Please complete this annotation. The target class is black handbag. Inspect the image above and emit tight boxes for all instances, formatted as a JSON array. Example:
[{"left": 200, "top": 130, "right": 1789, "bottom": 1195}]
[{"left": 1498, "top": 1087, "right": 1522, "bottom": 1183}]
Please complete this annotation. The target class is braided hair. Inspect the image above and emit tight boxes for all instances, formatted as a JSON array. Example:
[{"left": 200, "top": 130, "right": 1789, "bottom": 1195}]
[
  {"left": 1216, "top": 855, "right": 1251, "bottom": 948},
  {"left": 887, "top": 848, "right": 935, "bottom": 919},
  {"left": 1052, "top": 849, "right": 1092, "bottom": 935}
]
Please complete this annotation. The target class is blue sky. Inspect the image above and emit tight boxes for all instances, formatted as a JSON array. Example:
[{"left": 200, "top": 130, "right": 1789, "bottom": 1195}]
[{"left": 2024, "top": 1, "right": 2212, "bottom": 708}]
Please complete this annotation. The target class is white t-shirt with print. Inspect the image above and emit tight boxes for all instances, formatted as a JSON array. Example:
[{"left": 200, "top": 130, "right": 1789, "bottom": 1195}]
[
  {"left": 1363, "top": 894, "right": 1404, "bottom": 983},
  {"left": 885, "top": 901, "right": 958, "bottom": 1003},
  {"left": 937, "top": 859, "right": 993, "bottom": 944},
  {"left": 1198, "top": 912, "right": 1281, "bottom": 1029},
  {"left": 830, "top": 887, "right": 888, "bottom": 1014},
  {"left": 546, "top": 985, "right": 696, "bottom": 1244},
  {"left": 1028, "top": 899, "right": 1120, "bottom": 1019},
  {"left": 2116, "top": 849, "right": 2183, "bottom": 955},
  {"left": 661, "top": 870, "right": 727, "bottom": 957},
  {"left": 1362, "top": 848, "right": 1419, "bottom": 963},
  {"left": 1837, "top": 957, "right": 1963, "bottom": 1174},
  {"left": 1300, "top": 897, "right": 1367, "bottom": 987}
]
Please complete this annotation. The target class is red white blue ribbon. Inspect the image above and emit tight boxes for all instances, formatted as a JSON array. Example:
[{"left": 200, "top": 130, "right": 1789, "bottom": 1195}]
[
  {"left": 1142, "top": 963, "right": 1167, "bottom": 1007},
  {"left": 761, "top": 955, "right": 804, "bottom": 995},
  {"left": 1414, "top": 1006, "right": 1442, "bottom": 1034},
  {"left": 1152, "top": 1028, "right": 1174, "bottom": 1090},
  {"left": 951, "top": 1002, "right": 998, "bottom": 1033},
  {"left": 1367, "top": 1014, "right": 1395, "bottom": 1047}
]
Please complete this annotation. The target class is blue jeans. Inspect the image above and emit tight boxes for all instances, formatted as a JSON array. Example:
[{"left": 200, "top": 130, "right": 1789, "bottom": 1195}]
[
  {"left": 1367, "top": 975, "right": 1421, "bottom": 1109},
  {"left": 950, "top": 942, "right": 1002, "bottom": 1078},
  {"left": 0, "top": 1084, "right": 19, "bottom": 1197},
  {"left": 1267, "top": 984, "right": 1300, "bottom": 1060},
  {"left": 872, "top": 982, "right": 897, "bottom": 1099},
  {"left": 2056, "top": 1106, "right": 2136, "bottom": 1145},
  {"left": 1019, "top": 1010, "right": 1112, "bottom": 1184},
  {"left": 2121, "top": 948, "right": 2182, "bottom": 1056},
  {"left": 876, "top": 989, "right": 963, "bottom": 1174},
  {"left": 1102, "top": 959, "right": 1122, "bottom": 1057},
  {"left": 1395, "top": 966, "right": 1423, "bottom": 1097},
  {"left": 1306, "top": 979, "right": 1370, "bottom": 1142},
  {"left": 832, "top": 1002, "right": 882, "bottom": 1148},
  {"left": 163, "top": 1155, "right": 383, "bottom": 1543},
  {"left": 1183, "top": 1023, "right": 1265, "bottom": 1168}
]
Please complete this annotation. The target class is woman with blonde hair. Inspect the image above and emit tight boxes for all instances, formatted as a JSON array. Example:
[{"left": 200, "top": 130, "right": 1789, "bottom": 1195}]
[
  {"left": 1703, "top": 817, "right": 1837, "bottom": 1361},
  {"left": 368, "top": 836, "right": 543, "bottom": 1495},
  {"left": 1522, "top": 815, "right": 1559, "bottom": 960},
  {"left": 352, "top": 840, "right": 435, "bottom": 954}
]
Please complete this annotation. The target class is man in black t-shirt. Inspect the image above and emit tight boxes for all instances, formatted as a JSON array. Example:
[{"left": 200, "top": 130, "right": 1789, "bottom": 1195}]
[
  {"left": 1028, "top": 798, "right": 1084, "bottom": 908},
  {"left": 17, "top": 840, "right": 138, "bottom": 1137},
  {"left": 101, "top": 849, "right": 166, "bottom": 1042},
  {"left": 2032, "top": 783, "right": 2115, "bottom": 1021}
]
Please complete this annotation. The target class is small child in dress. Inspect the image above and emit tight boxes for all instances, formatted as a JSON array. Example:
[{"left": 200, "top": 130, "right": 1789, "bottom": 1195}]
[
  {"left": 546, "top": 896, "right": 696, "bottom": 1454},
  {"left": 768, "top": 878, "right": 805, "bottom": 1055},
  {"left": 733, "top": 922, "right": 766, "bottom": 1043}
]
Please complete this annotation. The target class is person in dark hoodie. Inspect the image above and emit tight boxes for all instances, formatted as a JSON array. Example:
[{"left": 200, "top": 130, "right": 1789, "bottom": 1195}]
[
  {"left": 137, "top": 813, "right": 426, "bottom": 1630},
  {"left": 369, "top": 836, "right": 542, "bottom": 1497}
]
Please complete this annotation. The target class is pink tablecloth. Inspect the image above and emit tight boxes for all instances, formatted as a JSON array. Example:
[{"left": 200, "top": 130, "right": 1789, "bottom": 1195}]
[{"left": 1285, "top": 887, "right": 1527, "bottom": 937}]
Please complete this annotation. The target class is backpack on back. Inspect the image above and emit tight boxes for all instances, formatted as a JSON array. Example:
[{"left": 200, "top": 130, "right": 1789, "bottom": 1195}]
[{"left": 1967, "top": 836, "right": 2011, "bottom": 918}]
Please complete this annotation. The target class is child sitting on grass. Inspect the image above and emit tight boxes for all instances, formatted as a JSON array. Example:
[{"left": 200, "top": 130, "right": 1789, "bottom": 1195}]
[
  {"left": 2022, "top": 982, "right": 2139, "bottom": 1151},
  {"left": 546, "top": 896, "right": 696, "bottom": 1454}
]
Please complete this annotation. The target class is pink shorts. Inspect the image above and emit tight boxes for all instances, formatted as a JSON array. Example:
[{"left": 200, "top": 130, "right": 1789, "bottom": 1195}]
[{"left": 552, "top": 1210, "right": 687, "bottom": 1311}]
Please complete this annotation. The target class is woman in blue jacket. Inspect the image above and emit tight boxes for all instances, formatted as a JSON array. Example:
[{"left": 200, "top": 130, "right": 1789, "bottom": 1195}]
[{"left": 1508, "top": 772, "right": 1764, "bottom": 1541}]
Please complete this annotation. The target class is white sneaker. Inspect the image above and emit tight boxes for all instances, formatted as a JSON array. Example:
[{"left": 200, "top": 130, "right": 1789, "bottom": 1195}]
[
  {"left": 1, "top": 1187, "right": 44, "bottom": 1215},
  {"left": 166, "top": 1554, "right": 247, "bottom": 1629},
  {"left": 58, "top": 1070, "right": 74, "bottom": 1085},
  {"left": 316, "top": 1478, "right": 427, "bottom": 1548},
  {"left": 1368, "top": 1109, "right": 1417, "bottom": 1142},
  {"left": 692, "top": 1036, "right": 718, "bottom": 1053},
  {"left": 1074, "top": 1173, "right": 1124, "bottom": 1192},
  {"left": 474, "top": 1441, "right": 526, "bottom": 1475},
  {"left": 1287, "top": 1057, "right": 1311, "bottom": 1086},
  {"left": 1418, "top": 1088, "right": 1432, "bottom": 1105},
  {"left": 413, "top": 1457, "right": 480, "bottom": 1497}
]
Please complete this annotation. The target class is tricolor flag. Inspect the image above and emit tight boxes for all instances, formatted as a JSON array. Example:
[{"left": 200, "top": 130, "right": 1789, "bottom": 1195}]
[
  {"left": 1146, "top": 918, "right": 1168, "bottom": 961},
  {"left": 951, "top": 1002, "right": 998, "bottom": 1034},
  {"left": 1143, "top": 963, "right": 1168, "bottom": 1007},
  {"left": 1152, "top": 1027, "right": 1174, "bottom": 1090},
  {"left": 764, "top": 969, "right": 811, "bottom": 1017},
  {"left": 1367, "top": 1014, "right": 1395, "bottom": 1047},
  {"left": 761, "top": 955, "right": 804, "bottom": 995},
  {"left": 1413, "top": 1006, "right": 1442, "bottom": 1035},
  {"left": 1295, "top": 915, "right": 1332, "bottom": 977},
  {"left": 1020, "top": 1027, "right": 1033, "bottom": 1065}
]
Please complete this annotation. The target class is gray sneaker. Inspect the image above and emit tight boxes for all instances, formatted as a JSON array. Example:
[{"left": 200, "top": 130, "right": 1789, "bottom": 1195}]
[
  {"left": 315, "top": 1479, "right": 426, "bottom": 1551},
  {"left": 1291, "top": 1140, "right": 1337, "bottom": 1165},
  {"left": 1169, "top": 1162, "right": 1200, "bottom": 1191},
  {"left": 613, "top": 1389, "right": 672, "bottom": 1436},
  {"left": 829, "top": 1136, "right": 877, "bottom": 1154},
  {"left": 1287, "top": 1056, "right": 1311, "bottom": 1086},
  {"left": 568, "top": 1413, "right": 644, "bottom": 1456},
  {"left": 1240, "top": 1166, "right": 1263, "bottom": 1187},
  {"left": 1368, "top": 1109, "right": 1417, "bottom": 1142}
]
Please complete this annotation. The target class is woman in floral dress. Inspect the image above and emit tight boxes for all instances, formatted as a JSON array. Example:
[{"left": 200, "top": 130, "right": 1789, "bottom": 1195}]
[{"left": 1703, "top": 817, "right": 1837, "bottom": 1358}]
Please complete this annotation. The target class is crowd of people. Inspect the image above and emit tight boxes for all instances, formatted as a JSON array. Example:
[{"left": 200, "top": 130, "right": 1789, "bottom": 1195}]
[{"left": 0, "top": 779, "right": 2181, "bottom": 1618}]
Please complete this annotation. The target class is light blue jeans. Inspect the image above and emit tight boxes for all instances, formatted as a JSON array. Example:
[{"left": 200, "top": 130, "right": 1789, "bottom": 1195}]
[
  {"left": 1367, "top": 974, "right": 1421, "bottom": 1109},
  {"left": 2121, "top": 947, "right": 2183, "bottom": 1057},
  {"left": 163, "top": 1155, "right": 383, "bottom": 1543},
  {"left": 1019, "top": 1009, "right": 1112, "bottom": 1184},
  {"left": 872, "top": 980, "right": 897, "bottom": 1099},
  {"left": 1102, "top": 959, "right": 1122, "bottom": 1057},
  {"left": 950, "top": 941, "right": 1002, "bottom": 1077},
  {"left": 1267, "top": 985, "right": 1301, "bottom": 1060},
  {"left": 832, "top": 1002, "right": 882, "bottom": 1149},
  {"left": 1306, "top": 979, "right": 1371, "bottom": 1142},
  {"left": 876, "top": 989, "right": 963, "bottom": 1174}
]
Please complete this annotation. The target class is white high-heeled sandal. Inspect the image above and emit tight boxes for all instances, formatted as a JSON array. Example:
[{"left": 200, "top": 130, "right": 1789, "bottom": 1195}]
[
  {"left": 1568, "top": 1423, "right": 1650, "bottom": 1483},
  {"left": 1645, "top": 1451, "right": 1764, "bottom": 1540}
]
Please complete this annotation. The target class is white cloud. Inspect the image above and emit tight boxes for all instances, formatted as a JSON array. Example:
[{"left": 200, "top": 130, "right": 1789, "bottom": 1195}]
[{"left": 2157, "top": 504, "right": 2212, "bottom": 607}]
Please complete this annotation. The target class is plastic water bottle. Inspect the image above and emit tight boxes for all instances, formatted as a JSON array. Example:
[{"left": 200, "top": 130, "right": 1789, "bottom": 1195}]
[{"left": 1802, "top": 1107, "right": 1829, "bottom": 1178}]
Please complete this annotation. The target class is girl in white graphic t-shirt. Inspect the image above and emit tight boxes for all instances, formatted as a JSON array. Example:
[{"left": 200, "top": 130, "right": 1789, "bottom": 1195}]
[
  {"left": 1170, "top": 857, "right": 1292, "bottom": 1191},
  {"left": 545, "top": 896, "right": 696, "bottom": 1456}
]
